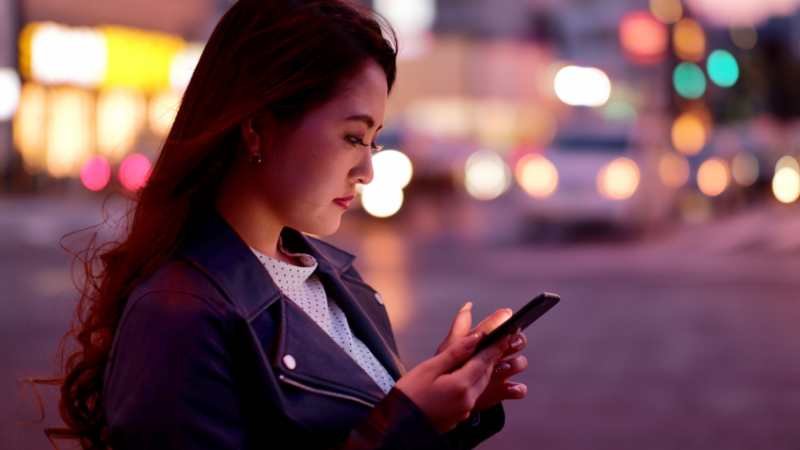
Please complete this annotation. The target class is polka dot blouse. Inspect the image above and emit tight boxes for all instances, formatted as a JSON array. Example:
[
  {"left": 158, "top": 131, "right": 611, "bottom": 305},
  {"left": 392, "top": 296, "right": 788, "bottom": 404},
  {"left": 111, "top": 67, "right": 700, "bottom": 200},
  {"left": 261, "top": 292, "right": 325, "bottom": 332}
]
[{"left": 250, "top": 244, "right": 395, "bottom": 394}]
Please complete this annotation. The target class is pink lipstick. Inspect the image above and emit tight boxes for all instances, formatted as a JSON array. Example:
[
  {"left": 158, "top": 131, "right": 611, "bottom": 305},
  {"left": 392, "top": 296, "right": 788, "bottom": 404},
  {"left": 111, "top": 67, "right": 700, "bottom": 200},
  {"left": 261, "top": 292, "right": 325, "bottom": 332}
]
[{"left": 333, "top": 194, "right": 355, "bottom": 210}]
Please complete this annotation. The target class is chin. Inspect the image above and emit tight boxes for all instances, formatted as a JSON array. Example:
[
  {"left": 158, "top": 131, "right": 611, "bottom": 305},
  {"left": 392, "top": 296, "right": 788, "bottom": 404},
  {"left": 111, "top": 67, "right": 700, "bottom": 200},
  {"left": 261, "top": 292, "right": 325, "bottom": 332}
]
[{"left": 299, "top": 215, "right": 342, "bottom": 237}]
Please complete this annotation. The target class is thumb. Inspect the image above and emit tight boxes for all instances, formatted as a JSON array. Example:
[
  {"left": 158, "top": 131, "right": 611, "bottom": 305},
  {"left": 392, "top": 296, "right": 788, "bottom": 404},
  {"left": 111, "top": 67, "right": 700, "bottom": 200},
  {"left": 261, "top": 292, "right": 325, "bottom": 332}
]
[
  {"left": 437, "top": 302, "right": 473, "bottom": 355},
  {"left": 428, "top": 331, "right": 485, "bottom": 374}
]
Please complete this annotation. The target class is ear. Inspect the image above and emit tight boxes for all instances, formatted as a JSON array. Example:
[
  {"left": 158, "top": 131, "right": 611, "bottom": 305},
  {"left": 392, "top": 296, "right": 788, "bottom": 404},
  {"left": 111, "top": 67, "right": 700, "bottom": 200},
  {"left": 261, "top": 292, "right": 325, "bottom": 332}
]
[{"left": 240, "top": 117, "right": 263, "bottom": 159}]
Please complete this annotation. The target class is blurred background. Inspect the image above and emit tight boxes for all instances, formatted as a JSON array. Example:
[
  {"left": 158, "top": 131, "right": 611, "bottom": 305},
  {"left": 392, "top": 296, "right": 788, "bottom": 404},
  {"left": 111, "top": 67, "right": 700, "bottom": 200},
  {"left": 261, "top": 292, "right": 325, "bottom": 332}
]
[{"left": 2, "top": 0, "right": 800, "bottom": 448}]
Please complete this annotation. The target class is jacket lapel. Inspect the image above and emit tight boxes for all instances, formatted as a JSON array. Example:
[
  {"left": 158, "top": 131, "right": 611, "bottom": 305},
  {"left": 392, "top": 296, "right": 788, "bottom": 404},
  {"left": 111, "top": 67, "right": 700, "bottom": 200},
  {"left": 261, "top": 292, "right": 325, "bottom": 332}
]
[
  {"left": 281, "top": 230, "right": 405, "bottom": 381},
  {"left": 179, "top": 212, "right": 402, "bottom": 402}
]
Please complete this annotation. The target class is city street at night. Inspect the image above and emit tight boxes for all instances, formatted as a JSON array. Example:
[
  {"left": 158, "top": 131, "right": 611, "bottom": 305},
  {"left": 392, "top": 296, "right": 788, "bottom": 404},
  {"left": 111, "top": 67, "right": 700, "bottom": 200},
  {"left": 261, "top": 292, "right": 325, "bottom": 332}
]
[{"left": 2, "top": 194, "right": 799, "bottom": 450}]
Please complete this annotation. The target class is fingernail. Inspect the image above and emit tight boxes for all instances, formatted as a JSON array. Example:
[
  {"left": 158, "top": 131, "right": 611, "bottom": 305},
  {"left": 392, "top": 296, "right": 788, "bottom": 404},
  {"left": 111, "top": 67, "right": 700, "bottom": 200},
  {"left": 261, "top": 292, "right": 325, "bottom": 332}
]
[
  {"left": 508, "top": 386, "right": 522, "bottom": 394},
  {"left": 465, "top": 331, "right": 485, "bottom": 349},
  {"left": 511, "top": 337, "right": 523, "bottom": 348},
  {"left": 494, "top": 362, "right": 511, "bottom": 373},
  {"left": 460, "top": 302, "right": 473, "bottom": 313}
]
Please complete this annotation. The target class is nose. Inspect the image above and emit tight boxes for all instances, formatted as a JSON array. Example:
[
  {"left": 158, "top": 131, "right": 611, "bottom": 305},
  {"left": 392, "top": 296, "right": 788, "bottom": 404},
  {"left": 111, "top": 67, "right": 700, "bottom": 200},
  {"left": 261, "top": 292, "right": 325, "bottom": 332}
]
[{"left": 350, "top": 148, "right": 374, "bottom": 185}]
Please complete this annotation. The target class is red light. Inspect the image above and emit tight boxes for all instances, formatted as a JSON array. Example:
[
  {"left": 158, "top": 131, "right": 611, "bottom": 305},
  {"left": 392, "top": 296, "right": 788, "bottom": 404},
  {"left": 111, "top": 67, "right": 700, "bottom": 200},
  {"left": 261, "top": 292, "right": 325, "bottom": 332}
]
[
  {"left": 119, "top": 153, "right": 151, "bottom": 191},
  {"left": 619, "top": 11, "right": 668, "bottom": 65},
  {"left": 80, "top": 155, "right": 111, "bottom": 191}
]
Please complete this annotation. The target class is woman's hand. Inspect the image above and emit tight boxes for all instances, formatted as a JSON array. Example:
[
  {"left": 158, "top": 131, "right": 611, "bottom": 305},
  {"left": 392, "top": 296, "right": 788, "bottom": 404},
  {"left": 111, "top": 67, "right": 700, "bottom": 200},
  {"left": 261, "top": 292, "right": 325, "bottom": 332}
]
[
  {"left": 436, "top": 303, "right": 529, "bottom": 413},
  {"left": 393, "top": 330, "right": 511, "bottom": 434}
]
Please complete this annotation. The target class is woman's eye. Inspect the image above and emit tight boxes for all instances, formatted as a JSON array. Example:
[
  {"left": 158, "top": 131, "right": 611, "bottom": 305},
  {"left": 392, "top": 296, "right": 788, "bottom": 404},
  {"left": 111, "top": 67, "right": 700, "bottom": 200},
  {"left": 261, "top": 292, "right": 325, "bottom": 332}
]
[{"left": 348, "top": 136, "right": 383, "bottom": 152}]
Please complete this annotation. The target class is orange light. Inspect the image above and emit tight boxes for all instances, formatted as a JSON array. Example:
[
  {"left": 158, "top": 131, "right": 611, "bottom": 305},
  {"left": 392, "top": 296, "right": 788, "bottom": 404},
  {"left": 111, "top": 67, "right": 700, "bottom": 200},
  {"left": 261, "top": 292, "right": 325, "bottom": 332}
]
[
  {"left": 650, "top": 0, "right": 683, "bottom": 24},
  {"left": 673, "top": 19, "right": 705, "bottom": 62},
  {"left": 671, "top": 112, "right": 706, "bottom": 156},
  {"left": 658, "top": 152, "right": 690, "bottom": 188},
  {"left": 697, "top": 158, "right": 730, "bottom": 197},
  {"left": 619, "top": 11, "right": 669, "bottom": 65}
]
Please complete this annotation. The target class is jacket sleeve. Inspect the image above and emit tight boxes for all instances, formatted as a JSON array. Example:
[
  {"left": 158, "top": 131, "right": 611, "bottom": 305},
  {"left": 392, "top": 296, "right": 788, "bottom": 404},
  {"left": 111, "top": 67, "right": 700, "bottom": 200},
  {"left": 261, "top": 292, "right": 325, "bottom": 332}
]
[{"left": 103, "top": 290, "right": 254, "bottom": 450}]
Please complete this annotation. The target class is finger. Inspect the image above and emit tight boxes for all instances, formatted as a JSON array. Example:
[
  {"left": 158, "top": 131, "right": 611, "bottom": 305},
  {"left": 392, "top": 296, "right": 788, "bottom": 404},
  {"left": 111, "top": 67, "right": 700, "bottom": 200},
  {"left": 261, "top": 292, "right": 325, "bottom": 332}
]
[
  {"left": 505, "top": 382, "right": 527, "bottom": 399},
  {"left": 437, "top": 303, "right": 474, "bottom": 354},
  {"left": 471, "top": 308, "right": 512, "bottom": 335},
  {"left": 500, "top": 332, "right": 527, "bottom": 358},
  {"left": 428, "top": 331, "right": 486, "bottom": 374},
  {"left": 493, "top": 355, "right": 527, "bottom": 378},
  {"left": 457, "top": 332, "right": 513, "bottom": 383}
]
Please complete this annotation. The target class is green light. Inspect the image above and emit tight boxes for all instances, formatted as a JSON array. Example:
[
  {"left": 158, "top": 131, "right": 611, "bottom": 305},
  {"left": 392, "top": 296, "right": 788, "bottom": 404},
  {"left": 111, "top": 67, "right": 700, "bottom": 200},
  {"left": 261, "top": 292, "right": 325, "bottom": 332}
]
[
  {"left": 707, "top": 49, "right": 739, "bottom": 88},
  {"left": 603, "top": 102, "right": 637, "bottom": 123},
  {"left": 673, "top": 62, "right": 706, "bottom": 99}
]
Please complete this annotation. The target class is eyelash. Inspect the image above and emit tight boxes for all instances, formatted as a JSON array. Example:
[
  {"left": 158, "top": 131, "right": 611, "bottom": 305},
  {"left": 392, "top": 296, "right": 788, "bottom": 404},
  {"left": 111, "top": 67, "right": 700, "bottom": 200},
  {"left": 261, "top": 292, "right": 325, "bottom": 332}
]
[{"left": 348, "top": 136, "right": 384, "bottom": 152}]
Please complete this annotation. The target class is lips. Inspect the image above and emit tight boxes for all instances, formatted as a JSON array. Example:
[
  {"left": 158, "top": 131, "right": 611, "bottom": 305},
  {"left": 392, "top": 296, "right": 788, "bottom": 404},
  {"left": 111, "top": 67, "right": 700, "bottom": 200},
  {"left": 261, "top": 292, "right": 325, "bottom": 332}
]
[{"left": 333, "top": 194, "right": 355, "bottom": 210}]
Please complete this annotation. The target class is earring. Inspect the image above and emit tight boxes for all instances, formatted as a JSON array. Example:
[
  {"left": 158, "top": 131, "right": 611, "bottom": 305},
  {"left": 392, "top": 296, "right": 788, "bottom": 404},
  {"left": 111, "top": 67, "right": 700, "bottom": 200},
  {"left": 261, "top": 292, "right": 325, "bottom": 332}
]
[{"left": 249, "top": 152, "right": 262, "bottom": 165}]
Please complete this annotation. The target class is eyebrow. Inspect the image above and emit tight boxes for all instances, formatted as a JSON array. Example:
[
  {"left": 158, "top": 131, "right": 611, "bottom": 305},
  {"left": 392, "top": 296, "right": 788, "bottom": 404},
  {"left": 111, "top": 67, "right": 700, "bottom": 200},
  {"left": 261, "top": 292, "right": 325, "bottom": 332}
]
[{"left": 346, "top": 114, "right": 384, "bottom": 131}]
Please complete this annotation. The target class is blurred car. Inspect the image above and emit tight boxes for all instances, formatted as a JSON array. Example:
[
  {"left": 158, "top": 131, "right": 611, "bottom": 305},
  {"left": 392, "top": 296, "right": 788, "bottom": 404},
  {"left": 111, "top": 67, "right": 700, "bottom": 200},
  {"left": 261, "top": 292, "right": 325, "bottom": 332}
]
[{"left": 512, "top": 124, "right": 673, "bottom": 233}]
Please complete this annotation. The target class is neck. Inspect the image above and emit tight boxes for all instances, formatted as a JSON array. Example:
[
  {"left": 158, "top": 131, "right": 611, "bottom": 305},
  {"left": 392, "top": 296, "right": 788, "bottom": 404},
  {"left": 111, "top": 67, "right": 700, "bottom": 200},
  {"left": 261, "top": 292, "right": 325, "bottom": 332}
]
[{"left": 215, "top": 175, "right": 284, "bottom": 262}]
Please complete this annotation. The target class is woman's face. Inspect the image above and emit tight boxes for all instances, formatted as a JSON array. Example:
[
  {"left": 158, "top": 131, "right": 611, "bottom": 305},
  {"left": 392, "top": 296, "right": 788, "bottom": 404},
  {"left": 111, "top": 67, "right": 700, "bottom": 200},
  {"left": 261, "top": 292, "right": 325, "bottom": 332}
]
[{"left": 255, "top": 61, "right": 387, "bottom": 236}]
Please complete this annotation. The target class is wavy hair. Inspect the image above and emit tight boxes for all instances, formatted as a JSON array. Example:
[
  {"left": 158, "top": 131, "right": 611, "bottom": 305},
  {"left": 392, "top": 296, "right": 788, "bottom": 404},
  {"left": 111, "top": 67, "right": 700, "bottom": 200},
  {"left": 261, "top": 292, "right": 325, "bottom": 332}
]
[{"left": 37, "top": 1, "right": 397, "bottom": 448}]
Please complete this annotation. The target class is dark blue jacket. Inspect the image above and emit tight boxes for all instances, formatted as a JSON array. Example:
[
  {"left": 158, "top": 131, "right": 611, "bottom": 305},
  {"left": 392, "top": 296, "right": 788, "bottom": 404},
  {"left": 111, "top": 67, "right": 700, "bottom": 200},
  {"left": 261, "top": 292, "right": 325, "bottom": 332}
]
[{"left": 102, "top": 212, "right": 504, "bottom": 449}]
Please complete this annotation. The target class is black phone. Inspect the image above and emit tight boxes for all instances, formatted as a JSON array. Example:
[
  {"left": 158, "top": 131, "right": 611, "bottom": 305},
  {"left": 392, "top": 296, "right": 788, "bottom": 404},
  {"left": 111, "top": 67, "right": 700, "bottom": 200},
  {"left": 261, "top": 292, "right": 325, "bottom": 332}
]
[{"left": 472, "top": 292, "right": 560, "bottom": 355}]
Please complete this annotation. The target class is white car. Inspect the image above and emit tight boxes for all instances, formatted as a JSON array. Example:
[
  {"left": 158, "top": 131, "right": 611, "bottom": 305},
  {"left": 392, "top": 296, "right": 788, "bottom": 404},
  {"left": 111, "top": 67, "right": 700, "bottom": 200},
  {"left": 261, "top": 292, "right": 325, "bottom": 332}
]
[{"left": 513, "top": 128, "right": 673, "bottom": 233}]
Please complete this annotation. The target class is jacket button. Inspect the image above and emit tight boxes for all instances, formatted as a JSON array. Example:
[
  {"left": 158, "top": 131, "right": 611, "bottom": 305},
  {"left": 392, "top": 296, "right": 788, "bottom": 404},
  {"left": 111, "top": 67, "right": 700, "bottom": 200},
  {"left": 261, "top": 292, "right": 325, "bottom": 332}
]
[
  {"left": 283, "top": 355, "right": 296, "bottom": 370},
  {"left": 374, "top": 292, "right": 384, "bottom": 305}
]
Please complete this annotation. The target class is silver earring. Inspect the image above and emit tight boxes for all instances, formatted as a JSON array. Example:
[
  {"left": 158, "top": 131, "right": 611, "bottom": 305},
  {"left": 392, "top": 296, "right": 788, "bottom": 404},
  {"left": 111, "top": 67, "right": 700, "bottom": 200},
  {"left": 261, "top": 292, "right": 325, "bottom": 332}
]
[{"left": 249, "top": 152, "right": 262, "bottom": 165}]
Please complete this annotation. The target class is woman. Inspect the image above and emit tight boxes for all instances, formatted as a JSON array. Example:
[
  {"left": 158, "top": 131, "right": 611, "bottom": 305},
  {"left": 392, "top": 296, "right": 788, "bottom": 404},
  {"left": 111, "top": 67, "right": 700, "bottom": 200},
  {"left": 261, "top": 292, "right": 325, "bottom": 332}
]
[{"left": 49, "top": 1, "right": 529, "bottom": 448}]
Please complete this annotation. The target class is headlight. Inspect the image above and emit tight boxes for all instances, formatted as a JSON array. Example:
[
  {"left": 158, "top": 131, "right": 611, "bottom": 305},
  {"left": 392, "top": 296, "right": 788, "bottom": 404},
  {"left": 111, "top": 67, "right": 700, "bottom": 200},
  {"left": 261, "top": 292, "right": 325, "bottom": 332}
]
[
  {"left": 597, "top": 157, "right": 640, "bottom": 200},
  {"left": 515, "top": 154, "right": 558, "bottom": 198}
]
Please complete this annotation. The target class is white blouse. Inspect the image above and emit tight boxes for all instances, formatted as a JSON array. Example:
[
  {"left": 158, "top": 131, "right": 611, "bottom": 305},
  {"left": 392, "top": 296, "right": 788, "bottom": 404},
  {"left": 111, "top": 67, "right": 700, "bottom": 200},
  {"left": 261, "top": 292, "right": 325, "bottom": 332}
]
[{"left": 250, "top": 244, "right": 395, "bottom": 394}]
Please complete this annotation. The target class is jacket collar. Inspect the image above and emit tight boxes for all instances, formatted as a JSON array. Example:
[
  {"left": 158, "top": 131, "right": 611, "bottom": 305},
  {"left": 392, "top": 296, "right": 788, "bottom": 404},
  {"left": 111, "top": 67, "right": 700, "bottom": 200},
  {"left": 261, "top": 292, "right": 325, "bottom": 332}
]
[
  {"left": 177, "top": 211, "right": 356, "bottom": 320},
  {"left": 177, "top": 211, "right": 403, "bottom": 387}
]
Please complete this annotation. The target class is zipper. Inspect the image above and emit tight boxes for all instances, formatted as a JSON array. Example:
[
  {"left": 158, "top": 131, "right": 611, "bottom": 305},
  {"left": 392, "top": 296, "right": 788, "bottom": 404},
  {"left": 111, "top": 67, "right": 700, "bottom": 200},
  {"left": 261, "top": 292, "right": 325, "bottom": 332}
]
[{"left": 278, "top": 375, "right": 376, "bottom": 408}]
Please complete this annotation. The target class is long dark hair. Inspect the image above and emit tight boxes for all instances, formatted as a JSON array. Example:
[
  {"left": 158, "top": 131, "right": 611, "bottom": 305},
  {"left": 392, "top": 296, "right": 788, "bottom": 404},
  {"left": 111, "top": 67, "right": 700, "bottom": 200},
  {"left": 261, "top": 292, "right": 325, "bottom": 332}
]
[{"left": 42, "top": 1, "right": 396, "bottom": 448}]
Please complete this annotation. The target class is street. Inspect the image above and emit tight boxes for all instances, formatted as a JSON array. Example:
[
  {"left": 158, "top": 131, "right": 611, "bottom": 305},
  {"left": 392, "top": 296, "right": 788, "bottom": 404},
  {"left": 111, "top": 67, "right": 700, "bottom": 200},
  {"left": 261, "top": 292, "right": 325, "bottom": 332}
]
[{"left": 2, "top": 193, "right": 799, "bottom": 449}]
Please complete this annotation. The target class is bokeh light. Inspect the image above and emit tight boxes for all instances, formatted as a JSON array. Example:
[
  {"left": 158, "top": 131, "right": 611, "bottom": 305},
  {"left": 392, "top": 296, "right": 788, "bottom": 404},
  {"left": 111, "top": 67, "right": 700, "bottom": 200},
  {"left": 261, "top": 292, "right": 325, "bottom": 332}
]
[
  {"left": 464, "top": 150, "right": 511, "bottom": 200},
  {"left": 731, "top": 151, "right": 759, "bottom": 186},
  {"left": 517, "top": 105, "right": 557, "bottom": 145},
  {"left": 650, "top": 0, "right": 683, "bottom": 24},
  {"left": 619, "top": 11, "right": 669, "bottom": 65},
  {"left": 26, "top": 22, "right": 107, "bottom": 88},
  {"left": 372, "top": 150, "right": 413, "bottom": 189},
  {"left": 671, "top": 112, "right": 707, "bottom": 156},
  {"left": 101, "top": 25, "right": 185, "bottom": 93},
  {"left": 169, "top": 43, "right": 204, "bottom": 94},
  {"left": 514, "top": 154, "right": 558, "bottom": 198},
  {"left": 46, "top": 87, "right": 94, "bottom": 178},
  {"left": 697, "top": 158, "right": 730, "bottom": 197},
  {"left": 729, "top": 21, "right": 758, "bottom": 50},
  {"left": 772, "top": 167, "right": 800, "bottom": 203},
  {"left": 119, "top": 153, "right": 151, "bottom": 191},
  {"left": 0, "top": 68, "right": 21, "bottom": 120},
  {"left": 658, "top": 152, "right": 690, "bottom": 188},
  {"left": 80, "top": 155, "right": 111, "bottom": 191},
  {"left": 12, "top": 83, "right": 47, "bottom": 173},
  {"left": 673, "top": 62, "right": 706, "bottom": 99},
  {"left": 707, "top": 50, "right": 739, "bottom": 88},
  {"left": 361, "top": 184, "right": 404, "bottom": 218},
  {"left": 97, "top": 89, "right": 147, "bottom": 163},
  {"left": 775, "top": 155, "right": 799, "bottom": 174},
  {"left": 554, "top": 66, "right": 611, "bottom": 107},
  {"left": 603, "top": 102, "right": 638, "bottom": 123},
  {"left": 597, "top": 157, "right": 640, "bottom": 200},
  {"left": 673, "top": 19, "right": 706, "bottom": 62},
  {"left": 149, "top": 91, "right": 181, "bottom": 137}
]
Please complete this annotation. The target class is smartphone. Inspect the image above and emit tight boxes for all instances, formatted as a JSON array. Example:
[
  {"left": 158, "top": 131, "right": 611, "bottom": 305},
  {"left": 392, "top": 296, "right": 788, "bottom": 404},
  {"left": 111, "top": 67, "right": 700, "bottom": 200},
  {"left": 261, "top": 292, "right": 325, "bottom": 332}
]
[{"left": 472, "top": 292, "right": 560, "bottom": 355}]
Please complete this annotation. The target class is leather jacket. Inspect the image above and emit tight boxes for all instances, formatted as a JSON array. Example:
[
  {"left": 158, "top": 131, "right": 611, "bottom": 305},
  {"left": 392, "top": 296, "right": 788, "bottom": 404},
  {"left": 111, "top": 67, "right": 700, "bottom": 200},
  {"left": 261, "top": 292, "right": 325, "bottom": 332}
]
[{"left": 103, "top": 212, "right": 504, "bottom": 449}]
